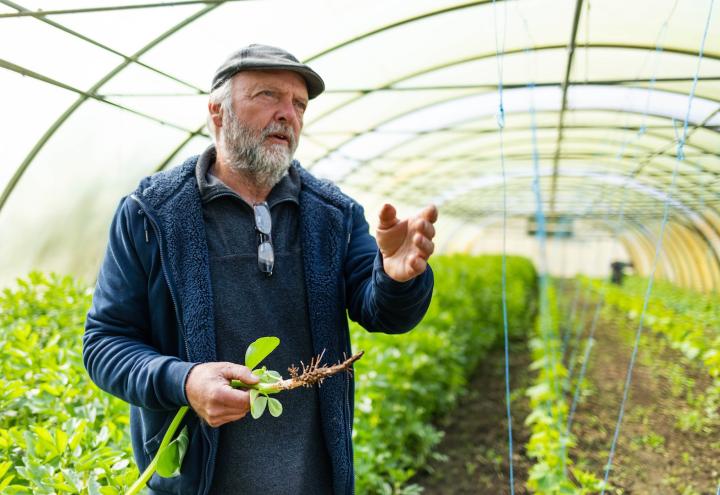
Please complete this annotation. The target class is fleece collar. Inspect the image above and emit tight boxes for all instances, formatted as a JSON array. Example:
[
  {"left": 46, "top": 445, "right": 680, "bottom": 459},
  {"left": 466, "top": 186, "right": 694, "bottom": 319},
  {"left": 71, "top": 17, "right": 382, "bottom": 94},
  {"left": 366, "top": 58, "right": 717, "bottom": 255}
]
[{"left": 194, "top": 145, "right": 301, "bottom": 208}]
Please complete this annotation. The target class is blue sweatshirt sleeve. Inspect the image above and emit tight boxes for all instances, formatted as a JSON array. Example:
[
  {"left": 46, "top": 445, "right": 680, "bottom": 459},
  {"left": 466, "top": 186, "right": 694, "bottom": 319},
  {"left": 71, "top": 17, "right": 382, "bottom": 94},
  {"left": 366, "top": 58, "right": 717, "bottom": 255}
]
[
  {"left": 83, "top": 198, "right": 196, "bottom": 411},
  {"left": 344, "top": 202, "right": 434, "bottom": 333}
]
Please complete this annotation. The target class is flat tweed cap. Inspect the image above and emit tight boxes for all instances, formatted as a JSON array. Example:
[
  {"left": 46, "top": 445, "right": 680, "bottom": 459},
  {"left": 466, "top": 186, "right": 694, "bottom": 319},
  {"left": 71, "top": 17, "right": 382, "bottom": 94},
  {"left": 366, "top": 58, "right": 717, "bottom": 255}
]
[{"left": 210, "top": 44, "right": 325, "bottom": 99}]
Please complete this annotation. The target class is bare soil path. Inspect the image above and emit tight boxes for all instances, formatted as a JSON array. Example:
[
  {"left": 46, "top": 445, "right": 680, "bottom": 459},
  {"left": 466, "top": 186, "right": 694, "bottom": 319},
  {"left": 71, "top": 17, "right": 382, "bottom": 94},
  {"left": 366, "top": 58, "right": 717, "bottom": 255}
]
[{"left": 412, "top": 341, "right": 533, "bottom": 494}]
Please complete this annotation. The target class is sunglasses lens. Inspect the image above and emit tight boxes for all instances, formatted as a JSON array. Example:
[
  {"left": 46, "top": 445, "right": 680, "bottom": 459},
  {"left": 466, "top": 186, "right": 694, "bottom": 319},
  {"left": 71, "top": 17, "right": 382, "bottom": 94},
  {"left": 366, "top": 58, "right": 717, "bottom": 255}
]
[
  {"left": 254, "top": 204, "right": 272, "bottom": 234},
  {"left": 258, "top": 240, "right": 274, "bottom": 274}
]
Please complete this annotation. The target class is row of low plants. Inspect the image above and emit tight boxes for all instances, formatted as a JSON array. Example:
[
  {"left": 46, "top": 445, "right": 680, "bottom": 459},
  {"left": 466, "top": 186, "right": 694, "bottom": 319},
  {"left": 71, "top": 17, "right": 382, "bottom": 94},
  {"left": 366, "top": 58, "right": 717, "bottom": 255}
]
[
  {"left": 0, "top": 272, "right": 138, "bottom": 494},
  {"left": 584, "top": 276, "right": 719, "bottom": 376},
  {"left": 0, "top": 256, "right": 539, "bottom": 494},
  {"left": 583, "top": 276, "right": 720, "bottom": 431},
  {"left": 523, "top": 280, "right": 603, "bottom": 494},
  {"left": 351, "top": 254, "right": 538, "bottom": 494}
]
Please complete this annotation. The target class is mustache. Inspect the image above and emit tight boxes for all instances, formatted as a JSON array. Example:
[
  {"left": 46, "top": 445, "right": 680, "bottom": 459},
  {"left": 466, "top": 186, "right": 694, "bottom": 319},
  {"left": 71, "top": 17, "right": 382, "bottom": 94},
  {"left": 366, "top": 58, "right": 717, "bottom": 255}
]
[{"left": 260, "top": 122, "right": 297, "bottom": 150}]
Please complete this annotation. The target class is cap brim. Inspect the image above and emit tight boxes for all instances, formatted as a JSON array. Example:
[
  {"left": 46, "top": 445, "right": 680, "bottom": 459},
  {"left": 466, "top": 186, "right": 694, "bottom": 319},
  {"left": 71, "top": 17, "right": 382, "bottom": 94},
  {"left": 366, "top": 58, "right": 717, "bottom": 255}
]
[{"left": 212, "top": 62, "right": 325, "bottom": 99}]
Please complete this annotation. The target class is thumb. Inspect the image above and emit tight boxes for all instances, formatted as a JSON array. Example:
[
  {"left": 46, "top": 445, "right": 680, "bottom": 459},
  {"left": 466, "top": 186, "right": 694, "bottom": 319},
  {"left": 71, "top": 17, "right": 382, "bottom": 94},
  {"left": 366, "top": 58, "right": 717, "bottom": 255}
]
[
  {"left": 378, "top": 203, "right": 398, "bottom": 230},
  {"left": 221, "top": 363, "right": 260, "bottom": 384}
]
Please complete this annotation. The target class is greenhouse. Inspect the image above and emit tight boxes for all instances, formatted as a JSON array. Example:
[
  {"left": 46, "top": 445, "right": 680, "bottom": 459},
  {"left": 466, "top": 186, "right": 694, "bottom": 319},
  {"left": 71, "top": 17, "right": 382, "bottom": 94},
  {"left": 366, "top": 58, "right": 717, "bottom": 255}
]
[{"left": 0, "top": 0, "right": 718, "bottom": 493}]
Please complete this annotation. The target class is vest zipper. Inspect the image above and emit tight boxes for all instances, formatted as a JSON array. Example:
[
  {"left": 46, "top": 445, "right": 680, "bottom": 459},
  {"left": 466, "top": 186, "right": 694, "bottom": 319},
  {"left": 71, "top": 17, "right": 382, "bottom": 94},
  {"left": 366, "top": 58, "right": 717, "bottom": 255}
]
[
  {"left": 344, "top": 203, "right": 355, "bottom": 495},
  {"left": 130, "top": 195, "right": 191, "bottom": 362}
]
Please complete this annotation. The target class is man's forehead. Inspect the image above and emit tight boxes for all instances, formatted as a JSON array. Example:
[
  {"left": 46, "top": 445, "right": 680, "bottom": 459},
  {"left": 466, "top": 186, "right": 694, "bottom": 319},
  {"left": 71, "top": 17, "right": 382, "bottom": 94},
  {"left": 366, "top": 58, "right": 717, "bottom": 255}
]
[{"left": 234, "top": 70, "right": 308, "bottom": 97}]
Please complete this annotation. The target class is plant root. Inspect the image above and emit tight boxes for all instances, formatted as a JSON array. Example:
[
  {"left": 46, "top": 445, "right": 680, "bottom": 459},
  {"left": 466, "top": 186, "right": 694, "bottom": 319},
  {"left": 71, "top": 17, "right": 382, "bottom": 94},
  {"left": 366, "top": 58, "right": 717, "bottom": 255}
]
[
  {"left": 231, "top": 351, "right": 364, "bottom": 392},
  {"left": 282, "top": 350, "right": 364, "bottom": 390}
]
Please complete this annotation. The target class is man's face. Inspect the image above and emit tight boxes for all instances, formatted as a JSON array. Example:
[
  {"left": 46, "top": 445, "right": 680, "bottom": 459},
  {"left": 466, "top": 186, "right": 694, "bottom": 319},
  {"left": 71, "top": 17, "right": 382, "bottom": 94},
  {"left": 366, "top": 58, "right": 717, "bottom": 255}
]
[
  {"left": 217, "top": 70, "right": 309, "bottom": 188},
  {"left": 229, "top": 70, "right": 307, "bottom": 153}
]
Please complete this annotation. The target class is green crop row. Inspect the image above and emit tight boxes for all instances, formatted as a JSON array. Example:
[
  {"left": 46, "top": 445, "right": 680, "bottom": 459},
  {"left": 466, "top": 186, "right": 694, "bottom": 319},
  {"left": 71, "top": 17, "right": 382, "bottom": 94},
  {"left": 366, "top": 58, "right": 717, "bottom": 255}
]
[
  {"left": 585, "top": 276, "right": 718, "bottom": 375},
  {"left": 0, "top": 256, "right": 539, "bottom": 494},
  {"left": 352, "top": 254, "right": 538, "bottom": 494},
  {"left": 583, "top": 276, "right": 720, "bottom": 430},
  {"left": 0, "top": 272, "right": 138, "bottom": 494},
  {"left": 523, "top": 281, "right": 603, "bottom": 495}
]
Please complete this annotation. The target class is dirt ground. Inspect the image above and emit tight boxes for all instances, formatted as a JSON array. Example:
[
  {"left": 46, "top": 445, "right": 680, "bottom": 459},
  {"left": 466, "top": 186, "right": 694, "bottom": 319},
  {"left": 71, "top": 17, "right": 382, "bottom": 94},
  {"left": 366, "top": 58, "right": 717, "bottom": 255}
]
[
  {"left": 411, "top": 341, "right": 533, "bottom": 494},
  {"left": 410, "top": 294, "right": 719, "bottom": 494}
]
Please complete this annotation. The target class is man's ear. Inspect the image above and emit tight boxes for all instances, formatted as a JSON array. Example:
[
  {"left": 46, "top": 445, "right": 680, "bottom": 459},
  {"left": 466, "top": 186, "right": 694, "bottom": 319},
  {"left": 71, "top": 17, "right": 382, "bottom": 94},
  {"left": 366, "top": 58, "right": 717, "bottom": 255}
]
[{"left": 208, "top": 101, "right": 223, "bottom": 129}]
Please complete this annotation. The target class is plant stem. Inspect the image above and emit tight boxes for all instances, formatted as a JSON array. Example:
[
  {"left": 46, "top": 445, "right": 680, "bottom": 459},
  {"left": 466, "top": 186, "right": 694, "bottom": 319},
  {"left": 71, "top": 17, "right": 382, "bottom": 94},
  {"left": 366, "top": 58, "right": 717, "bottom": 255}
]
[{"left": 125, "top": 406, "right": 189, "bottom": 495}]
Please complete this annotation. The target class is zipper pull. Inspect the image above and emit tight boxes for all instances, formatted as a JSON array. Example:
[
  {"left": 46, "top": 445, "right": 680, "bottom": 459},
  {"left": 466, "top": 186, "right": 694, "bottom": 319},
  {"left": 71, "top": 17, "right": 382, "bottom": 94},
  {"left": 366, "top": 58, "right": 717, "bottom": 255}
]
[{"left": 138, "top": 209, "right": 149, "bottom": 243}]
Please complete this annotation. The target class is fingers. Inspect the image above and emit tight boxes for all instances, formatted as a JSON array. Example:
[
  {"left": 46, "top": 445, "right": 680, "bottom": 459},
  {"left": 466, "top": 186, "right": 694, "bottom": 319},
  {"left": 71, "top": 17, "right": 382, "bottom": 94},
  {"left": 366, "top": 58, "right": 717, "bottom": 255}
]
[
  {"left": 377, "top": 203, "right": 399, "bottom": 230},
  {"left": 204, "top": 388, "right": 252, "bottom": 427},
  {"left": 409, "top": 254, "right": 428, "bottom": 274},
  {"left": 413, "top": 232, "right": 435, "bottom": 259},
  {"left": 202, "top": 386, "right": 253, "bottom": 428},
  {"left": 412, "top": 217, "right": 436, "bottom": 240},
  {"left": 419, "top": 204, "right": 438, "bottom": 224},
  {"left": 186, "top": 362, "right": 257, "bottom": 428},
  {"left": 219, "top": 363, "right": 259, "bottom": 385}
]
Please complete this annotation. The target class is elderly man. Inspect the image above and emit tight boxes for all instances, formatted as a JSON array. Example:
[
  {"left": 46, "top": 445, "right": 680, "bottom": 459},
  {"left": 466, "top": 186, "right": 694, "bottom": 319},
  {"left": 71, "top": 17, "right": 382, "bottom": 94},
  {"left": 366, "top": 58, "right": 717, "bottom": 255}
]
[{"left": 83, "top": 44, "right": 437, "bottom": 495}]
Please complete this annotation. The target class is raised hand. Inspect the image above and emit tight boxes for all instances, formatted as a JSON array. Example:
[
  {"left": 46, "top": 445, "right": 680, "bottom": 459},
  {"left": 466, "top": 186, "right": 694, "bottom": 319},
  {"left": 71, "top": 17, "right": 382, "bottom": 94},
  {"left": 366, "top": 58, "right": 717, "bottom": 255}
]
[
  {"left": 375, "top": 203, "right": 438, "bottom": 283},
  {"left": 185, "top": 362, "right": 260, "bottom": 427}
]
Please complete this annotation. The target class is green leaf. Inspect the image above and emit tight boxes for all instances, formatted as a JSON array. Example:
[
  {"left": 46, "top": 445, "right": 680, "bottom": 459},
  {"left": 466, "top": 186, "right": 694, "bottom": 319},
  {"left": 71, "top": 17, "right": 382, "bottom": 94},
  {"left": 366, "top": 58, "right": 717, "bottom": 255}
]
[
  {"left": 265, "top": 370, "right": 283, "bottom": 382},
  {"left": 268, "top": 398, "right": 283, "bottom": 417},
  {"left": 0, "top": 474, "right": 14, "bottom": 492},
  {"left": 245, "top": 337, "right": 280, "bottom": 370},
  {"left": 156, "top": 426, "right": 189, "bottom": 478},
  {"left": 251, "top": 395, "right": 268, "bottom": 419},
  {"left": 0, "top": 461, "right": 11, "bottom": 480}
]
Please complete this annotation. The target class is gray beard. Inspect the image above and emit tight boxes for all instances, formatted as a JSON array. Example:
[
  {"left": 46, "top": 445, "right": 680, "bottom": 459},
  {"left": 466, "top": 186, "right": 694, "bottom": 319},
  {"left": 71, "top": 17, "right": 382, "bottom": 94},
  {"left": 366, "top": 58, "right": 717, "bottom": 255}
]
[{"left": 220, "top": 113, "right": 298, "bottom": 190}]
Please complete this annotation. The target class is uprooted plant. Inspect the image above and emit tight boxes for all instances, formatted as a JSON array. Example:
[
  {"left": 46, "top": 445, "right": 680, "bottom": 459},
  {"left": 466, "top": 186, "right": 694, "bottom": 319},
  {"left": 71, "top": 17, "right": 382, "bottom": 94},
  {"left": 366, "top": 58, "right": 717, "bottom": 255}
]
[{"left": 125, "top": 336, "right": 363, "bottom": 495}]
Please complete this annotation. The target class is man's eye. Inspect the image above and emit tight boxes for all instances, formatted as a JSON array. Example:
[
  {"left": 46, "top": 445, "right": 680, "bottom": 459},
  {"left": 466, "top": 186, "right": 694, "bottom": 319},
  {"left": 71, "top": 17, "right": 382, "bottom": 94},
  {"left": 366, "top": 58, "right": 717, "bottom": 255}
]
[{"left": 260, "top": 90, "right": 275, "bottom": 98}]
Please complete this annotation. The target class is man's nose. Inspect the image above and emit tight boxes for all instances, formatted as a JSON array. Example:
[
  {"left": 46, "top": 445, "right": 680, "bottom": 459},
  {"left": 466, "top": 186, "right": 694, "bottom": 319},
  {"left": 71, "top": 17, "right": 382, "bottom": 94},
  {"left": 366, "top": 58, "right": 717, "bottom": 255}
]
[{"left": 274, "top": 98, "right": 299, "bottom": 125}]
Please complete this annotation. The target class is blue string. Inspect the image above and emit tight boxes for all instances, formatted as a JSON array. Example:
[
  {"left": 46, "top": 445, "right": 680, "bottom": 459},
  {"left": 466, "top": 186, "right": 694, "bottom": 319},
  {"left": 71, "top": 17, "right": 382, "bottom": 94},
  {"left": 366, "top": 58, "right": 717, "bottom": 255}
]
[
  {"left": 492, "top": 1, "right": 514, "bottom": 493},
  {"left": 600, "top": 1, "right": 715, "bottom": 491},
  {"left": 564, "top": 281, "right": 582, "bottom": 339},
  {"left": 581, "top": 0, "right": 677, "bottom": 222},
  {"left": 566, "top": 296, "right": 603, "bottom": 433},
  {"left": 527, "top": 73, "right": 571, "bottom": 473},
  {"left": 564, "top": 294, "right": 592, "bottom": 389},
  {"left": 562, "top": 286, "right": 591, "bottom": 365}
]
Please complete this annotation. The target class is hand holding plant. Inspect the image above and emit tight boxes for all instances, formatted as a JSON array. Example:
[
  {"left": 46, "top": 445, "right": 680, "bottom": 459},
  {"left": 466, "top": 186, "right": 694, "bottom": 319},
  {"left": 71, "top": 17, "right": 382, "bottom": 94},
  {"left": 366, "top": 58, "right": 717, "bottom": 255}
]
[
  {"left": 185, "top": 361, "right": 259, "bottom": 427},
  {"left": 126, "top": 336, "right": 363, "bottom": 495}
]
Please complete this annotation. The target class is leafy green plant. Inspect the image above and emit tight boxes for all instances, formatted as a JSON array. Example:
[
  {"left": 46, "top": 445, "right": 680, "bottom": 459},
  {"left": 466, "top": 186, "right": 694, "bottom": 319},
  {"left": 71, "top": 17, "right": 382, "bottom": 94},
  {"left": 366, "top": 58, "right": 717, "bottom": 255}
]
[
  {"left": 237, "top": 336, "right": 284, "bottom": 419},
  {"left": 0, "top": 272, "right": 137, "bottom": 494}
]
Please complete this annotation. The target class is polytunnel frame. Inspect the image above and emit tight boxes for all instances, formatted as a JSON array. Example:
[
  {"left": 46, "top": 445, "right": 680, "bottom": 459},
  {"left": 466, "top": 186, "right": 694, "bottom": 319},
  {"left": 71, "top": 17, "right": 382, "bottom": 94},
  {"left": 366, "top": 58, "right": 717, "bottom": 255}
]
[
  {"left": 447, "top": 200, "right": 720, "bottom": 290},
  {"left": 313, "top": 96, "right": 720, "bottom": 222},
  {"left": 2, "top": 2, "right": 717, "bottom": 195},
  {"left": 0, "top": 0, "right": 718, "bottom": 291},
  {"left": 424, "top": 169, "right": 720, "bottom": 289},
  {"left": 0, "top": 0, "right": 498, "bottom": 211},
  {"left": 3, "top": 0, "right": 718, "bottom": 215},
  {"left": 0, "top": 0, "right": 228, "bottom": 212}
]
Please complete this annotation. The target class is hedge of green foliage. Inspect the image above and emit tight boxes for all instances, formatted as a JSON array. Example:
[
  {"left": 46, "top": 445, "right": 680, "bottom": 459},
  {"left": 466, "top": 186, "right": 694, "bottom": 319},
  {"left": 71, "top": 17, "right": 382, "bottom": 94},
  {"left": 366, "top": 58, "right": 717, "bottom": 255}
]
[
  {"left": 352, "top": 254, "right": 538, "bottom": 494},
  {"left": 0, "top": 255, "right": 538, "bottom": 494},
  {"left": 0, "top": 272, "right": 137, "bottom": 494}
]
